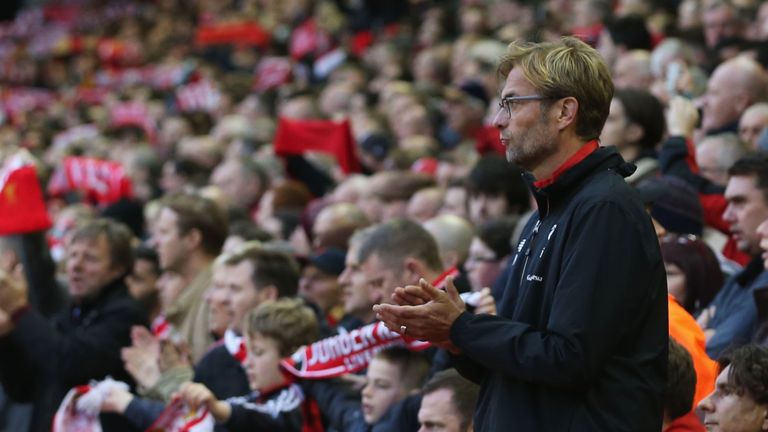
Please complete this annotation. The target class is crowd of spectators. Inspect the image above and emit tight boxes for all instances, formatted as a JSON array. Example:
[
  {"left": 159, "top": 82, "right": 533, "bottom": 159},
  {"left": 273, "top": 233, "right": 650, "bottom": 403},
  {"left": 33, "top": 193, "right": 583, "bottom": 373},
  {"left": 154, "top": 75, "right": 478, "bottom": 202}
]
[{"left": 1, "top": 0, "right": 768, "bottom": 431}]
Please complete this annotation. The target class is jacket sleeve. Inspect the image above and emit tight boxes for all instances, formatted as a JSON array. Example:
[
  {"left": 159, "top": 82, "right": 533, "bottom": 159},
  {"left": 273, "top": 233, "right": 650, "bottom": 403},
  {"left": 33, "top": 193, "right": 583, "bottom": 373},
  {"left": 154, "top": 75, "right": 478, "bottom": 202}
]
[
  {"left": 372, "top": 394, "right": 421, "bottom": 432},
  {"left": 9, "top": 299, "right": 146, "bottom": 388},
  {"left": 658, "top": 136, "right": 724, "bottom": 195},
  {"left": 139, "top": 365, "right": 194, "bottom": 402},
  {"left": 16, "top": 232, "right": 65, "bottom": 318},
  {"left": 301, "top": 378, "right": 364, "bottom": 431},
  {"left": 122, "top": 397, "right": 166, "bottom": 430},
  {"left": 0, "top": 334, "right": 36, "bottom": 402},
  {"left": 450, "top": 200, "right": 666, "bottom": 389}
]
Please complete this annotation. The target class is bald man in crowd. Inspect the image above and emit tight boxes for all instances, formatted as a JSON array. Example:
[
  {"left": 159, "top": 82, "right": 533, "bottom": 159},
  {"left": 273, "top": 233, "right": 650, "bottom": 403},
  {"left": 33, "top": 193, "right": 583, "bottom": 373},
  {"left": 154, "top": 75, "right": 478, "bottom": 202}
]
[{"left": 701, "top": 56, "right": 768, "bottom": 135}]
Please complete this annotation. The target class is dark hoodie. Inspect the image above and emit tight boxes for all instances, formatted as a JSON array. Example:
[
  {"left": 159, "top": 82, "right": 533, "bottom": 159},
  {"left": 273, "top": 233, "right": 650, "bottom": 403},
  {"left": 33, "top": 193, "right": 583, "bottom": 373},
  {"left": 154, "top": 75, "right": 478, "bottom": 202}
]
[{"left": 450, "top": 145, "right": 668, "bottom": 431}]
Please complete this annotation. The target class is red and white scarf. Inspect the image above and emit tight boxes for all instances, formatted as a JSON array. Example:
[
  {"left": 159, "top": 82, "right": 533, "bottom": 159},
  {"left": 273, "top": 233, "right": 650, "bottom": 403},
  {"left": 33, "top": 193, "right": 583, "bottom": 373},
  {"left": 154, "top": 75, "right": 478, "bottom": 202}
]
[
  {"left": 224, "top": 329, "right": 248, "bottom": 365},
  {"left": 280, "top": 268, "right": 459, "bottom": 379}
]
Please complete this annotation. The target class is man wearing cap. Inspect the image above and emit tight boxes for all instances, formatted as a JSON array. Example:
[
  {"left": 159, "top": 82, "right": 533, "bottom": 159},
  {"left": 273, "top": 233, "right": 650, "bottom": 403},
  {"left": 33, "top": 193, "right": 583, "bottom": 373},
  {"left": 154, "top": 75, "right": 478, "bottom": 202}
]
[
  {"left": 637, "top": 175, "right": 742, "bottom": 277},
  {"left": 636, "top": 176, "right": 722, "bottom": 430},
  {"left": 299, "top": 248, "right": 346, "bottom": 329},
  {"left": 375, "top": 37, "right": 667, "bottom": 431},
  {"left": 638, "top": 176, "right": 706, "bottom": 237},
  {"left": 440, "top": 80, "right": 491, "bottom": 150}
]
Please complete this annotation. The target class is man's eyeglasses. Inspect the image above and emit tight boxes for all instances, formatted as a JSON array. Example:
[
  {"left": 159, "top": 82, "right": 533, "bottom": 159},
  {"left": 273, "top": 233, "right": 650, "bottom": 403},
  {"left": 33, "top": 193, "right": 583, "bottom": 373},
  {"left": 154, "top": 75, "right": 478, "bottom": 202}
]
[{"left": 498, "top": 95, "right": 549, "bottom": 118}]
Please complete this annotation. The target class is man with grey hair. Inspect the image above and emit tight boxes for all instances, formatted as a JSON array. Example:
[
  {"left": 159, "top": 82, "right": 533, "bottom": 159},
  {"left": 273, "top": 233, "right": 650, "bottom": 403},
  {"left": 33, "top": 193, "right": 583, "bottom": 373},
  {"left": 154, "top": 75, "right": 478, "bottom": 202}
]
[
  {"left": 312, "top": 202, "right": 369, "bottom": 251},
  {"left": 422, "top": 214, "right": 475, "bottom": 295},
  {"left": 702, "top": 0, "right": 743, "bottom": 50},
  {"left": 696, "top": 133, "right": 751, "bottom": 187},
  {"left": 336, "top": 219, "right": 448, "bottom": 332},
  {"left": 210, "top": 156, "right": 269, "bottom": 216},
  {"left": 422, "top": 215, "right": 474, "bottom": 274},
  {"left": 407, "top": 188, "right": 445, "bottom": 223},
  {"left": 350, "top": 219, "right": 447, "bottom": 307}
]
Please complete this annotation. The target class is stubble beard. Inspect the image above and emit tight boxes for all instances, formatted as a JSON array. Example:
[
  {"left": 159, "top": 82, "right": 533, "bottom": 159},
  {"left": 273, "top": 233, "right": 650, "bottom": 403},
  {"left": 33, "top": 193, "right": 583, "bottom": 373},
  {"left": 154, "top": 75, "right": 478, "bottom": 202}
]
[{"left": 504, "top": 119, "right": 559, "bottom": 173}]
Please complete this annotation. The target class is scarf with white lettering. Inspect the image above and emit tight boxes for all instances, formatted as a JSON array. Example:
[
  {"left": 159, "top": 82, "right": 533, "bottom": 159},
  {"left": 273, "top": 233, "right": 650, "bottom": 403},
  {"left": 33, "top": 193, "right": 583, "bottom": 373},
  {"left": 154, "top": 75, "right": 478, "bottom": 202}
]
[{"left": 280, "top": 267, "right": 460, "bottom": 379}]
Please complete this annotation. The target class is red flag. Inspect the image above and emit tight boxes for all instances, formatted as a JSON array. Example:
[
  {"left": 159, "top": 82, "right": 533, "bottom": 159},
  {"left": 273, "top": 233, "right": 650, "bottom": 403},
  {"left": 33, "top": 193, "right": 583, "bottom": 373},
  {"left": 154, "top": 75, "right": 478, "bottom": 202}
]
[
  {"left": 195, "top": 21, "right": 270, "bottom": 48},
  {"left": 273, "top": 117, "right": 360, "bottom": 174},
  {"left": 96, "top": 38, "right": 141, "bottom": 66},
  {"left": 0, "top": 161, "right": 51, "bottom": 235}
]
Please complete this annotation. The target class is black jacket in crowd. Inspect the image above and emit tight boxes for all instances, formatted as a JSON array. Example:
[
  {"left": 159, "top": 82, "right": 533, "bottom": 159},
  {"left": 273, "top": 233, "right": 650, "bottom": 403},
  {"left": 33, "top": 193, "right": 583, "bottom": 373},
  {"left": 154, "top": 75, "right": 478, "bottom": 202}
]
[
  {"left": 449, "top": 146, "right": 668, "bottom": 431},
  {"left": 303, "top": 378, "right": 421, "bottom": 432},
  {"left": 0, "top": 277, "right": 147, "bottom": 432},
  {"left": 194, "top": 344, "right": 251, "bottom": 401}
]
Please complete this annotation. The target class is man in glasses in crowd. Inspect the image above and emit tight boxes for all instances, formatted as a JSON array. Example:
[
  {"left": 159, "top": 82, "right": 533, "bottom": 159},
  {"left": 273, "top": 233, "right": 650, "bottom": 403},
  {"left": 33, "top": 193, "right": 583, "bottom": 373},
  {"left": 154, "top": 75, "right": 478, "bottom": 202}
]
[{"left": 375, "top": 37, "right": 667, "bottom": 431}]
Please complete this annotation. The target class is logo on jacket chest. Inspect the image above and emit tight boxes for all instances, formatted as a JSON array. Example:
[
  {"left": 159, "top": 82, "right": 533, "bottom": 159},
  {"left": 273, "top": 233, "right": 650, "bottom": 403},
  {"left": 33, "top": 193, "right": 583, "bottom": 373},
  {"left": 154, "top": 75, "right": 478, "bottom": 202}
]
[{"left": 522, "top": 223, "right": 558, "bottom": 285}]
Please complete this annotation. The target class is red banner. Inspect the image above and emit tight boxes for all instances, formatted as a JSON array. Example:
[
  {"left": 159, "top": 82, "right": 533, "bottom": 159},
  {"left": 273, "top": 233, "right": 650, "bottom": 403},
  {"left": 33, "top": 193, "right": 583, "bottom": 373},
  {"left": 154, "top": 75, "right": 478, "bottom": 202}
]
[
  {"left": 195, "top": 21, "right": 270, "bottom": 48},
  {"left": 273, "top": 117, "right": 360, "bottom": 174},
  {"left": 47, "top": 157, "right": 133, "bottom": 206}
]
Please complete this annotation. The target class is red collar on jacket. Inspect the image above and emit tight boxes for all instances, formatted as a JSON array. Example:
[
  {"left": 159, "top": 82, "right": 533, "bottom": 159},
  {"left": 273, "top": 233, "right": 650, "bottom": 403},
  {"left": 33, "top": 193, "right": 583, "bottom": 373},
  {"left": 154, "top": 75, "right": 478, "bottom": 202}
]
[{"left": 533, "top": 140, "right": 599, "bottom": 189}]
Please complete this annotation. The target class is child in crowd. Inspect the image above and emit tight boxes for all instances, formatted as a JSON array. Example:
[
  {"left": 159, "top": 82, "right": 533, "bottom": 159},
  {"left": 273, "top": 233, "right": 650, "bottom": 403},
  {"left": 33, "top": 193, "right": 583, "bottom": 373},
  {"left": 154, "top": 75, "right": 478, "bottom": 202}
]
[
  {"left": 306, "top": 346, "right": 430, "bottom": 431},
  {"left": 103, "top": 298, "right": 320, "bottom": 431}
]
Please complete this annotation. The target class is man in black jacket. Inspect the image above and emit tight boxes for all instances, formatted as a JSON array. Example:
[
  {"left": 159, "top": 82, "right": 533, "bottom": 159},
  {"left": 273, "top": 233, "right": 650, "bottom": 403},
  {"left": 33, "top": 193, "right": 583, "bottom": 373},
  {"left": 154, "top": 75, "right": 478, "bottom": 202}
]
[
  {"left": 375, "top": 37, "right": 667, "bottom": 431},
  {"left": 0, "top": 218, "right": 147, "bottom": 431}
]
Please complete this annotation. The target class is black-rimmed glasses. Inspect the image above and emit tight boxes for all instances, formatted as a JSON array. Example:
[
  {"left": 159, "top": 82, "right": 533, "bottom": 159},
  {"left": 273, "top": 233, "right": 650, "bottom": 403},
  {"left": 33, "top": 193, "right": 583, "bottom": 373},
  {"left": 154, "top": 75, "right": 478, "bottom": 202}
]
[{"left": 498, "top": 95, "right": 549, "bottom": 118}]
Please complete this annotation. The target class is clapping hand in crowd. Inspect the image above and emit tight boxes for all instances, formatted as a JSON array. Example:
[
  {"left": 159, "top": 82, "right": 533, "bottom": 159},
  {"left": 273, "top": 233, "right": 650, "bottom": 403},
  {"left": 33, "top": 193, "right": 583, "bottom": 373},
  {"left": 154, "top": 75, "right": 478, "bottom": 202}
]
[
  {"left": 666, "top": 96, "right": 700, "bottom": 138},
  {"left": 122, "top": 326, "right": 162, "bottom": 390},
  {"left": 374, "top": 277, "right": 466, "bottom": 354}
]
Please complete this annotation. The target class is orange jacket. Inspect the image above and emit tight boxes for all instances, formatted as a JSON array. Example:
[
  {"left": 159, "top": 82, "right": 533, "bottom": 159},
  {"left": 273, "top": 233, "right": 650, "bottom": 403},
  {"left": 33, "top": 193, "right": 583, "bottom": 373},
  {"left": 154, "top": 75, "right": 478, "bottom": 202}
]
[{"left": 666, "top": 295, "right": 719, "bottom": 431}]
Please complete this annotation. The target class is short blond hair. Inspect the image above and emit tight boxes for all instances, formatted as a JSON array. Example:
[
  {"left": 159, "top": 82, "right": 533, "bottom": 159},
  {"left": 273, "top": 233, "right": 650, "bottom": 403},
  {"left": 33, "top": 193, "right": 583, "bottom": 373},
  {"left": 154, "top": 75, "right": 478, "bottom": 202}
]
[
  {"left": 245, "top": 298, "right": 319, "bottom": 356},
  {"left": 498, "top": 36, "right": 613, "bottom": 141}
]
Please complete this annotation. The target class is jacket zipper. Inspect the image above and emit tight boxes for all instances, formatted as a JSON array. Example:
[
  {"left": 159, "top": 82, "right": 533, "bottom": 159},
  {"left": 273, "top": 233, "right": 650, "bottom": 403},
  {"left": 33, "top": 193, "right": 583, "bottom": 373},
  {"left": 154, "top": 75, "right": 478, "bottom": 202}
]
[
  {"left": 519, "top": 219, "right": 541, "bottom": 286},
  {"left": 518, "top": 197, "right": 549, "bottom": 286}
]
